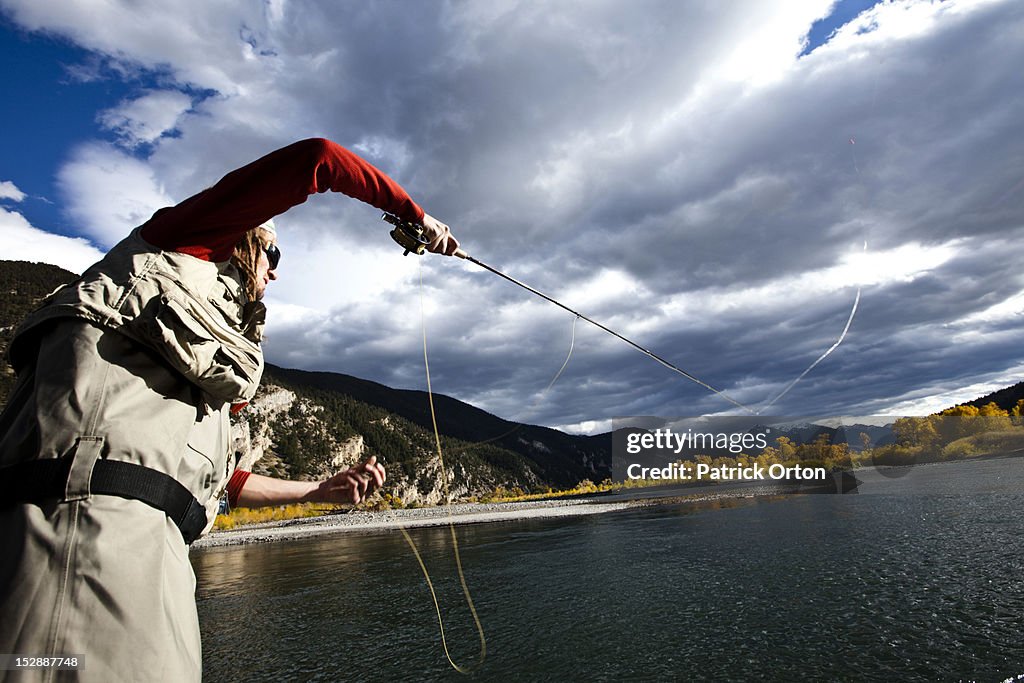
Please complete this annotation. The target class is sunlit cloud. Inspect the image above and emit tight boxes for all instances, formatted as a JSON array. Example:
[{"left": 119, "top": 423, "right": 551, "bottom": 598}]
[
  {"left": 0, "top": 207, "right": 103, "bottom": 273},
  {"left": 57, "top": 142, "right": 173, "bottom": 248},
  {"left": 99, "top": 90, "right": 193, "bottom": 148},
  {"left": 0, "top": 181, "right": 27, "bottom": 202}
]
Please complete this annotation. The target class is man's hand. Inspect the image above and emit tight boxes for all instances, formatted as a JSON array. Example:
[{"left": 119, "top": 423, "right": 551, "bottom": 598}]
[
  {"left": 314, "top": 455, "right": 387, "bottom": 505},
  {"left": 421, "top": 213, "right": 461, "bottom": 256},
  {"left": 233, "top": 456, "right": 387, "bottom": 508}
]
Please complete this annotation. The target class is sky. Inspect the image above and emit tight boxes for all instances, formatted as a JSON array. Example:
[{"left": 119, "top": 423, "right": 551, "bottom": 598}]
[{"left": 1, "top": 0, "right": 1022, "bottom": 434}]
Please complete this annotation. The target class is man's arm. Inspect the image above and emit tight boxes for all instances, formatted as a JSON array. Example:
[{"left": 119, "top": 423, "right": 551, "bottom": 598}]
[
  {"left": 229, "top": 455, "right": 386, "bottom": 508},
  {"left": 142, "top": 138, "right": 426, "bottom": 261}
]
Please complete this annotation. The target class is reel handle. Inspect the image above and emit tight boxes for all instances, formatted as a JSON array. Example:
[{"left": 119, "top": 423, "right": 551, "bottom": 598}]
[
  {"left": 382, "top": 213, "right": 468, "bottom": 258},
  {"left": 383, "top": 213, "right": 430, "bottom": 255}
]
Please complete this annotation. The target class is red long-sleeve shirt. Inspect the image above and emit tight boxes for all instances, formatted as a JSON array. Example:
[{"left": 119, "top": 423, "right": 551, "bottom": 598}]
[{"left": 141, "top": 137, "right": 424, "bottom": 260}]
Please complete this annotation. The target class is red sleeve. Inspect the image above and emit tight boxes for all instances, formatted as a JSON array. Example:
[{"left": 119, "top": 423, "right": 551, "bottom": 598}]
[
  {"left": 140, "top": 138, "right": 425, "bottom": 261},
  {"left": 226, "top": 469, "right": 252, "bottom": 509}
]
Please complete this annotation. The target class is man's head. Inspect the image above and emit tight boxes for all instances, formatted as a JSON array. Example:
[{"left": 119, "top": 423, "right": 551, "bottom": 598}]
[{"left": 232, "top": 219, "right": 279, "bottom": 301}]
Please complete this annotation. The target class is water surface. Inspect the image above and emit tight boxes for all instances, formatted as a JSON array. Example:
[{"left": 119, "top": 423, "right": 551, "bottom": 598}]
[{"left": 194, "top": 457, "right": 1024, "bottom": 682}]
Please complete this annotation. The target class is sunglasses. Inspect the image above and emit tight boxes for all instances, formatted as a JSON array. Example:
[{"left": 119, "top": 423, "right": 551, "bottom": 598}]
[{"left": 264, "top": 243, "right": 281, "bottom": 270}]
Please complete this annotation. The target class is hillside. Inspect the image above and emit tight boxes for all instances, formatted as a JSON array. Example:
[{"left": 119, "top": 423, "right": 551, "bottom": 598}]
[
  {"left": 266, "top": 365, "right": 610, "bottom": 487},
  {"left": 961, "top": 381, "right": 1024, "bottom": 413},
  {"left": 0, "top": 260, "right": 609, "bottom": 502},
  {"left": 0, "top": 260, "right": 79, "bottom": 400}
]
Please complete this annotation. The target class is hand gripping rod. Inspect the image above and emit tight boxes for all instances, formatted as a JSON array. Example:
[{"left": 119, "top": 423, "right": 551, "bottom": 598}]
[{"left": 383, "top": 214, "right": 750, "bottom": 412}]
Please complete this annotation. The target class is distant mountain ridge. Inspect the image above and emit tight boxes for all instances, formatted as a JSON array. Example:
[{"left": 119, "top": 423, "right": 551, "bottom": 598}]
[
  {"left": 753, "top": 422, "right": 895, "bottom": 452},
  {"left": 961, "top": 381, "right": 1024, "bottom": 413}
]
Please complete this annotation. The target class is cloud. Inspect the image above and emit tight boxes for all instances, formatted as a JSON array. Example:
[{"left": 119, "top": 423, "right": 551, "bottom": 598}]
[
  {"left": 0, "top": 181, "right": 27, "bottom": 202},
  {"left": 0, "top": 0, "right": 269, "bottom": 94},
  {"left": 5, "top": 0, "right": 1024, "bottom": 430},
  {"left": 0, "top": 207, "right": 103, "bottom": 273},
  {"left": 56, "top": 142, "right": 174, "bottom": 247},
  {"left": 98, "top": 90, "right": 193, "bottom": 148}
]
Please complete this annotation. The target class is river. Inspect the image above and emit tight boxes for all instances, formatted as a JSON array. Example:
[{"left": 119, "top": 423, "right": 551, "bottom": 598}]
[{"left": 193, "top": 456, "right": 1024, "bottom": 682}]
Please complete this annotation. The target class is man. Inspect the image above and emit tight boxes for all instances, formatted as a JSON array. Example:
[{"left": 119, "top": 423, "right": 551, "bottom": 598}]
[{"left": 0, "top": 138, "right": 459, "bottom": 681}]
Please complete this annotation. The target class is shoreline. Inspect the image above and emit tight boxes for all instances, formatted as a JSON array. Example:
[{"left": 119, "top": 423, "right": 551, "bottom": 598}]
[
  {"left": 194, "top": 498, "right": 637, "bottom": 549},
  {"left": 193, "top": 481, "right": 801, "bottom": 550},
  {"left": 193, "top": 453, "right": 1024, "bottom": 549}
]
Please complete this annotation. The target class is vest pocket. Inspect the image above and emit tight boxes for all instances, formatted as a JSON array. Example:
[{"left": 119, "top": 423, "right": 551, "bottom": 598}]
[{"left": 127, "top": 294, "right": 263, "bottom": 403}]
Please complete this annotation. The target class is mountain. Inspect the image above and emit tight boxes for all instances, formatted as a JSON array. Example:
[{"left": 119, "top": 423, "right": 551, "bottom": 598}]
[
  {"left": 265, "top": 365, "right": 610, "bottom": 487},
  {"left": 959, "top": 381, "right": 1024, "bottom": 413},
  {"left": 833, "top": 424, "right": 895, "bottom": 450},
  {"left": 762, "top": 422, "right": 894, "bottom": 451},
  {"left": 0, "top": 260, "right": 79, "bottom": 400},
  {"left": 0, "top": 260, "right": 610, "bottom": 502}
]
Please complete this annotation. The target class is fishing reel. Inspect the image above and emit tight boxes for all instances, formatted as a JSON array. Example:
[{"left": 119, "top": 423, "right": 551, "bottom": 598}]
[{"left": 383, "top": 213, "right": 430, "bottom": 256}]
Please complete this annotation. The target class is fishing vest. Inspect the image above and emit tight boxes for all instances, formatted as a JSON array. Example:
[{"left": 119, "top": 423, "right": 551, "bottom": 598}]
[
  {"left": 7, "top": 229, "right": 266, "bottom": 536},
  {"left": 11, "top": 228, "right": 266, "bottom": 403}
]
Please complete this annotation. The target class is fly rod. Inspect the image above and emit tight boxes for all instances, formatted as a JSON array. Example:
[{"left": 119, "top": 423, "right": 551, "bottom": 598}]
[{"left": 383, "top": 213, "right": 751, "bottom": 413}]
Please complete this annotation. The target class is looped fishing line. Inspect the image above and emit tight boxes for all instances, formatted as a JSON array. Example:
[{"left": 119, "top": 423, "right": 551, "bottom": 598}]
[
  {"left": 756, "top": 264, "right": 863, "bottom": 415},
  {"left": 401, "top": 268, "right": 590, "bottom": 674},
  {"left": 397, "top": 260, "right": 486, "bottom": 675},
  {"left": 400, "top": 277, "right": 584, "bottom": 674},
  {"left": 753, "top": 131, "right": 873, "bottom": 413},
  {"left": 452, "top": 313, "right": 581, "bottom": 455}
]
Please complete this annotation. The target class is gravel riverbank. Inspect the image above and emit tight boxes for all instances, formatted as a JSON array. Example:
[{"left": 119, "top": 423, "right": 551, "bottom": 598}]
[
  {"left": 194, "top": 481, "right": 802, "bottom": 549},
  {"left": 194, "top": 498, "right": 633, "bottom": 548}
]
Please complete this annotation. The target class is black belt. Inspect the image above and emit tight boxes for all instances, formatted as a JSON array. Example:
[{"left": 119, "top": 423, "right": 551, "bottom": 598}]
[{"left": 0, "top": 457, "right": 208, "bottom": 544}]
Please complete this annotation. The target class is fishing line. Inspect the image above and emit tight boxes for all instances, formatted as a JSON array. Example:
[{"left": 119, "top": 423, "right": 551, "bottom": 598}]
[
  {"left": 384, "top": 211, "right": 749, "bottom": 413},
  {"left": 755, "top": 126, "right": 873, "bottom": 415},
  {"left": 461, "top": 254, "right": 753, "bottom": 414},
  {"left": 454, "top": 313, "right": 581, "bottom": 454},
  {"left": 466, "top": 254, "right": 866, "bottom": 419},
  {"left": 756, "top": 267, "right": 863, "bottom": 415},
  {"left": 757, "top": 123, "right": 874, "bottom": 412},
  {"left": 545, "top": 314, "right": 579, "bottom": 395},
  {"left": 398, "top": 274, "right": 584, "bottom": 674},
  {"left": 395, "top": 260, "right": 486, "bottom": 675}
]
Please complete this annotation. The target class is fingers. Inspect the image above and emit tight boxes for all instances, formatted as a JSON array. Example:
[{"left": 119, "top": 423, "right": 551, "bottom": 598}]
[
  {"left": 420, "top": 213, "right": 445, "bottom": 239},
  {"left": 362, "top": 455, "right": 386, "bottom": 490},
  {"left": 339, "top": 470, "right": 365, "bottom": 504},
  {"left": 427, "top": 223, "right": 452, "bottom": 254},
  {"left": 323, "top": 456, "right": 388, "bottom": 505},
  {"left": 421, "top": 214, "right": 461, "bottom": 256},
  {"left": 352, "top": 459, "right": 385, "bottom": 501},
  {"left": 438, "top": 231, "right": 461, "bottom": 256}
]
